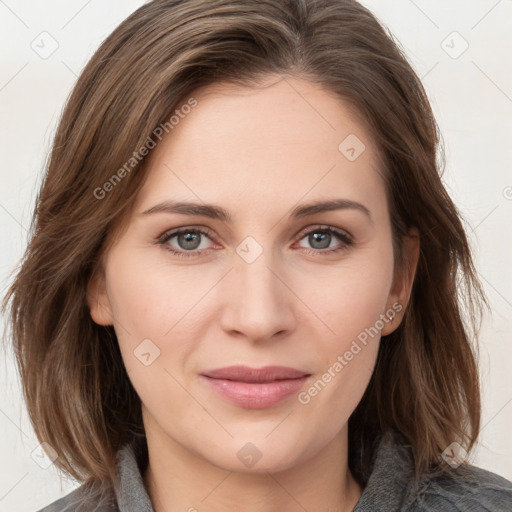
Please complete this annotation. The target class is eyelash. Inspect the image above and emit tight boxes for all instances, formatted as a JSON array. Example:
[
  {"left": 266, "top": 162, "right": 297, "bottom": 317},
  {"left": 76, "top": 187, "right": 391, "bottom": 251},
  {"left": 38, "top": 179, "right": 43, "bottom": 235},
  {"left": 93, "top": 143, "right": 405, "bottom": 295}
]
[{"left": 157, "top": 225, "right": 354, "bottom": 259}]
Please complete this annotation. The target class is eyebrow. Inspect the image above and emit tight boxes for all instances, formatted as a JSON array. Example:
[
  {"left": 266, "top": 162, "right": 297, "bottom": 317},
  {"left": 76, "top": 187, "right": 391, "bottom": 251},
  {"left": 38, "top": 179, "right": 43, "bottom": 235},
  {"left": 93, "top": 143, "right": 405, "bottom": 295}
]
[{"left": 141, "top": 198, "right": 372, "bottom": 223}]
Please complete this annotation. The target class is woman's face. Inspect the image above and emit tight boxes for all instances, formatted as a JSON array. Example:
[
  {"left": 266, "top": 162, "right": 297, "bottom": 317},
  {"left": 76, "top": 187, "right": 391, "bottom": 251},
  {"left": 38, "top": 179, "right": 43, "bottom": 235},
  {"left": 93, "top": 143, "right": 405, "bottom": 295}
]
[{"left": 88, "top": 75, "right": 416, "bottom": 473}]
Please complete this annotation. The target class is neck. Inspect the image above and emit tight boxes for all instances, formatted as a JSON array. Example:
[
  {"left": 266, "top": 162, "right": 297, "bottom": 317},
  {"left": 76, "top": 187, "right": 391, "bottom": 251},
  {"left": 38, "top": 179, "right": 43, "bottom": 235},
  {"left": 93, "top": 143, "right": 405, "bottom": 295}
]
[{"left": 142, "top": 417, "right": 362, "bottom": 512}]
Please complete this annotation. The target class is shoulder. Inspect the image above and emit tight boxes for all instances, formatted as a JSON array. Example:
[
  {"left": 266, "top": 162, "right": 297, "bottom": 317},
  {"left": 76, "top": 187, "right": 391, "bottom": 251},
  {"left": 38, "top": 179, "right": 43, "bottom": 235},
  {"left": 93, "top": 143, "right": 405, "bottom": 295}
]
[
  {"left": 354, "top": 431, "right": 512, "bottom": 512},
  {"left": 36, "top": 439, "right": 148, "bottom": 512},
  {"left": 36, "top": 484, "right": 118, "bottom": 512},
  {"left": 410, "top": 463, "right": 512, "bottom": 512}
]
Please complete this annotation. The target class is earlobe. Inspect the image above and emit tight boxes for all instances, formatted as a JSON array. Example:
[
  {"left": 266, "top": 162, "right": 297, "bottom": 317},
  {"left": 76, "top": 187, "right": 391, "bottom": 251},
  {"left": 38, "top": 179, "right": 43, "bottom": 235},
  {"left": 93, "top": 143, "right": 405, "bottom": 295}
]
[
  {"left": 381, "top": 228, "right": 420, "bottom": 336},
  {"left": 86, "top": 268, "right": 114, "bottom": 326}
]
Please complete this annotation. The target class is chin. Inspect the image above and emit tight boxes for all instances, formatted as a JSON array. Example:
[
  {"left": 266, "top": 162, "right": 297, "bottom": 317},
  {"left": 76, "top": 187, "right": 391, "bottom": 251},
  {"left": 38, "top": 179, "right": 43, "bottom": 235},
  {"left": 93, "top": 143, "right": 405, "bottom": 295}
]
[{"left": 198, "top": 432, "right": 320, "bottom": 475}]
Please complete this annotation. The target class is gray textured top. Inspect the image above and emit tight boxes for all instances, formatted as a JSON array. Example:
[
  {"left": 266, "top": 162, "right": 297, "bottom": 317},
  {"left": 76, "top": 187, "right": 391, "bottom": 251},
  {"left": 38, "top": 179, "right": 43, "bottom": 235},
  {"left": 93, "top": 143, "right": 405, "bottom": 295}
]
[{"left": 38, "top": 432, "right": 512, "bottom": 511}]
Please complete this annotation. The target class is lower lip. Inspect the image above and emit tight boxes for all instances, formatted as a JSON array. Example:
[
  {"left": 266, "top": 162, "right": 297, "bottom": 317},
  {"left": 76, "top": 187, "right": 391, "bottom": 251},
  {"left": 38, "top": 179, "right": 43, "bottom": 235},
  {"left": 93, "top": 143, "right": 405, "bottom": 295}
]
[{"left": 201, "top": 375, "right": 310, "bottom": 409}]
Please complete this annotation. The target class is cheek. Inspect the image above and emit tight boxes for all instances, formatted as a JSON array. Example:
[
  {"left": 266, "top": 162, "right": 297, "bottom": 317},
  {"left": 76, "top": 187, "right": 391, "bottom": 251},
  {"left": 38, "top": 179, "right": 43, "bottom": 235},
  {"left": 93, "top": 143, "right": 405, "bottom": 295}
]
[
  {"left": 293, "top": 265, "right": 392, "bottom": 429},
  {"left": 103, "top": 247, "right": 222, "bottom": 413},
  {"left": 104, "top": 248, "right": 209, "bottom": 339},
  {"left": 293, "top": 244, "right": 394, "bottom": 407},
  {"left": 301, "top": 251, "right": 395, "bottom": 350}
]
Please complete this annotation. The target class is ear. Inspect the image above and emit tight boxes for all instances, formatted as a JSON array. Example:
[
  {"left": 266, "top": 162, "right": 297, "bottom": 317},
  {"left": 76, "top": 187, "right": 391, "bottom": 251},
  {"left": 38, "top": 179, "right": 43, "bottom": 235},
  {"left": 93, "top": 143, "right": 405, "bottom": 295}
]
[
  {"left": 381, "top": 228, "right": 420, "bottom": 336},
  {"left": 86, "top": 266, "right": 114, "bottom": 326}
]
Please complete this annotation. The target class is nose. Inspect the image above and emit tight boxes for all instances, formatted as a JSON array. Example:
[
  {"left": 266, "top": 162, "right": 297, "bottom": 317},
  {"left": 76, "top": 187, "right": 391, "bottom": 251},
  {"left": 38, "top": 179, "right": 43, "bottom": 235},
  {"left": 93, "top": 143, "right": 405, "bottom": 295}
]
[{"left": 219, "top": 246, "right": 297, "bottom": 343}]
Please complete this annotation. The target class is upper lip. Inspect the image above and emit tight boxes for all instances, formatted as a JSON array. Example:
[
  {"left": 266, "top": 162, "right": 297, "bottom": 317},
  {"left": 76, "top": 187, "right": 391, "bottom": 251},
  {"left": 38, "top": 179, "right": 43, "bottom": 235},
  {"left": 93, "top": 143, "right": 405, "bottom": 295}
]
[{"left": 201, "top": 365, "right": 310, "bottom": 383}]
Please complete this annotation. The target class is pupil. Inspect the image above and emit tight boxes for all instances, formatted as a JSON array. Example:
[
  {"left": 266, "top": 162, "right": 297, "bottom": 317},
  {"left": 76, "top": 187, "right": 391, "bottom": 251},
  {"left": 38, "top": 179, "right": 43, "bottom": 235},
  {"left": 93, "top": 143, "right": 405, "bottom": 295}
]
[
  {"left": 310, "top": 231, "right": 330, "bottom": 249},
  {"left": 179, "top": 232, "right": 200, "bottom": 250}
]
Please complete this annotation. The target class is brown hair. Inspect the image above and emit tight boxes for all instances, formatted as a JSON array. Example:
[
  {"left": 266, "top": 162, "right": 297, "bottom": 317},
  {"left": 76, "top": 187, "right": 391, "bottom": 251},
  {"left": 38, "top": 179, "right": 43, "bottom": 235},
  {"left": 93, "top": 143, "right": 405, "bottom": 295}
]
[{"left": 2, "top": 0, "right": 485, "bottom": 498}]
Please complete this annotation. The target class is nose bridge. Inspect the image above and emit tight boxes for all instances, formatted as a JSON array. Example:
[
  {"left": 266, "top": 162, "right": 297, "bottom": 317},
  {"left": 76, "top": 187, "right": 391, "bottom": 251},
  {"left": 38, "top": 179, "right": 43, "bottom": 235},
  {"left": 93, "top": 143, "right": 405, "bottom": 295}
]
[{"left": 220, "top": 239, "right": 295, "bottom": 340}]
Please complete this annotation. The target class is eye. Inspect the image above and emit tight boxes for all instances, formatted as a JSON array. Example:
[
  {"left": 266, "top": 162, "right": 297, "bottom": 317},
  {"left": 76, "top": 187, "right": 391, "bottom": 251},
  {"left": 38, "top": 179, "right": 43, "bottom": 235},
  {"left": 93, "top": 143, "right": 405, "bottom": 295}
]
[
  {"left": 157, "top": 224, "right": 354, "bottom": 259},
  {"left": 295, "top": 225, "right": 353, "bottom": 255},
  {"left": 158, "top": 227, "right": 217, "bottom": 258}
]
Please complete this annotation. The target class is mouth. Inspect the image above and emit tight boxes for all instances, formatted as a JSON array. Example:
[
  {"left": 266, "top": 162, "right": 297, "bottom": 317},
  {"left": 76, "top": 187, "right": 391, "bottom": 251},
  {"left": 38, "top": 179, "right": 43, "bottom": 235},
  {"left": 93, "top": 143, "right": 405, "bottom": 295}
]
[{"left": 200, "top": 365, "right": 311, "bottom": 409}]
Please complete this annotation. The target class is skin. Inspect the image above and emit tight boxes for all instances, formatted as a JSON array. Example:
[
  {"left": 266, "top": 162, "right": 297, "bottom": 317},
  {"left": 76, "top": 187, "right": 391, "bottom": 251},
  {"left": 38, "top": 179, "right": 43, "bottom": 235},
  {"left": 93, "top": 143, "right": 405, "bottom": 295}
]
[{"left": 88, "top": 74, "right": 419, "bottom": 512}]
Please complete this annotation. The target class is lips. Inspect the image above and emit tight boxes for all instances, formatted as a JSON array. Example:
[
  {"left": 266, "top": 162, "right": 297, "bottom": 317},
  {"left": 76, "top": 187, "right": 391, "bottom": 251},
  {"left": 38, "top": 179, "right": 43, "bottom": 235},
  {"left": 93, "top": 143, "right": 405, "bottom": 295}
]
[
  {"left": 200, "top": 365, "right": 311, "bottom": 409},
  {"left": 202, "top": 365, "right": 309, "bottom": 382}
]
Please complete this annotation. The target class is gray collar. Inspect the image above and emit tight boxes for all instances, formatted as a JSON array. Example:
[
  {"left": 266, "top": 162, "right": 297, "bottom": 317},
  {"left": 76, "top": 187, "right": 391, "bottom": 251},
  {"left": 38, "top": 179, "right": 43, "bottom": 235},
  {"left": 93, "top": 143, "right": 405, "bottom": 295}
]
[
  {"left": 40, "top": 430, "right": 512, "bottom": 511},
  {"left": 113, "top": 440, "right": 153, "bottom": 512}
]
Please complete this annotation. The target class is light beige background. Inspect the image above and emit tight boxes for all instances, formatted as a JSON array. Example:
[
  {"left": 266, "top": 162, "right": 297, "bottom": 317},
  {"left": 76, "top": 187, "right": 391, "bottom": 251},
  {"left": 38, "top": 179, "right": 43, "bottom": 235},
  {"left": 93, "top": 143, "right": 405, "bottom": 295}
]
[{"left": 1, "top": 1, "right": 511, "bottom": 510}]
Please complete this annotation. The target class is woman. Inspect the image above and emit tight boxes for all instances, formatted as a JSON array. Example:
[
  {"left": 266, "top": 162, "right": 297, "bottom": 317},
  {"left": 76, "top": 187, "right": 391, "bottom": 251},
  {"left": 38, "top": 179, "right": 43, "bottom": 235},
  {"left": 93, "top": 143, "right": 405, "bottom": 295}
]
[{"left": 3, "top": 0, "right": 512, "bottom": 510}]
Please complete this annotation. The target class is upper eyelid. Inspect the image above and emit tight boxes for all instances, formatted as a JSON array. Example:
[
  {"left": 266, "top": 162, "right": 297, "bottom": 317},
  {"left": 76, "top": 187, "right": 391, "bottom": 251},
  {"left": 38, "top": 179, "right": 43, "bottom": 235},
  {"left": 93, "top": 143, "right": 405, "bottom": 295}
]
[
  {"left": 159, "top": 225, "right": 216, "bottom": 242},
  {"left": 295, "top": 224, "right": 352, "bottom": 240}
]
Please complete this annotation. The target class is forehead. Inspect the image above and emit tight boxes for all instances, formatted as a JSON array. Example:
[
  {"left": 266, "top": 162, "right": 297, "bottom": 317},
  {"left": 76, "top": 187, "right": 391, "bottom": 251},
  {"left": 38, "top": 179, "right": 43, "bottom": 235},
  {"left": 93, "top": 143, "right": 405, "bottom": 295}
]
[{"left": 134, "top": 75, "right": 387, "bottom": 220}]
